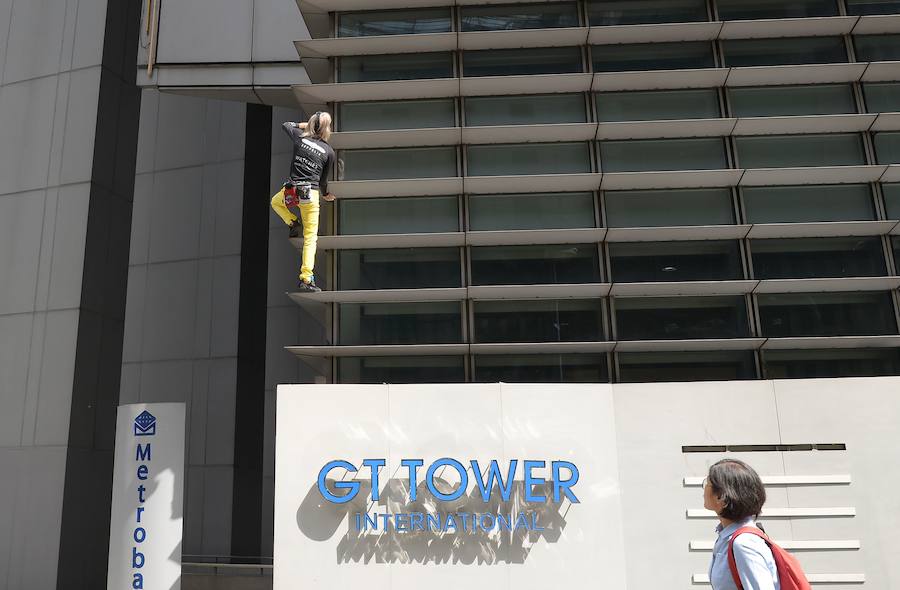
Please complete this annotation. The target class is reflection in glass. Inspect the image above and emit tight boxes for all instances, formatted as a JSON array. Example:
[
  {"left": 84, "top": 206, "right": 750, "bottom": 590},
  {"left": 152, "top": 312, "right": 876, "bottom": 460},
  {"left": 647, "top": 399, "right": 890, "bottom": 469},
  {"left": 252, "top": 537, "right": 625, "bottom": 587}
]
[
  {"left": 474, "top": 354, "right": 608, "bottom": 382},
  {"left": 757, "top": 292, "right": 897, "bottom": 337},
  {"left": 717, "top": 0, "right": 838, "bottom": 20},
  {"left": 596, "top": 89, "right": 720, "bottom": 121},
  {"left": 617, "top": 351, "right": 757, "bottom": 382},
  {"left": 471, "top": 244, "right": 602, "bottom": 285},
  {"left": 874, "top": 132, "right": 900, "bottom": 164},
  {"left": 467, "top": 143, "right": 592, "bottom": 176},
  {"left": 338, "top": 357, "right": 465, "bottom": 383},
  {"left": 855, "top": 34, "right": 900, "bottom": 62},
  {"left": 605, "top": 188, "right": 735, "bottom": 227},
  {"left": 460, "top": 3, "right": 580, "bottom": 31},
  {"left": 340, "top": 197, "right": 459, "bottom": 235},
  {"left": 609, "top": 241, "right": 743, "bottom": 283},
  {"left": 588, "top": 0, "right": 708, "bottom": 25},
  {"left": 751, "top": 237, "right": 886, "bottom": 279},
  {"left": 464, "top": 47, "right": 584, "bottom": 77},
  {"left": 339, "top": 302, "right": 463, "bottom": 345},
  {"left": 728, "top": 85, "right": 856, "bottom": 117},
  {"left": 338, "top": 9, "right": 452, "bottom": 37},
  {"left": 339, "top": 52, "right": 453, "bottom": 82},
  {"left": 735, "top": 134, "right": 866, "bottom": 168},
  {"left": 763, "top": 348, "right": 900, "bottom": 379},
  {"left": 600, "top": 138, "right": 727, "bottom": 172},
  {"left": 473, "top": 299, "right": 605, "bottom": 343},
  {"left": 742, "top": 185, "right": 875, "bottom": 223},
  {"left": 846, "top": 0, "right": 900, "bottom": 15},
  {"left": 469, "top": 193, "right": 596, "bottom": 231},
  {"left": 592, "top": 42, "right": 715, "bottom": 72},
  {"left": 339, "top": 99, "right": 455, "bottom": 131},
  {"left": 614, "top": 296, "right": 750, "bottom": 340},
  {"left": 341, "top": 147, "right": 457, "bottom": 180},
  {"left": 864, "top": 82, "right": 900, "bottom": 113},
  {"left": 338, "top": 248, "right": 462, "bottom": 290},
  {"left": 465, "top": 94, "right": 587, "bottom": 126},
  {"left": 723, "top": 37, "right": 847, "bottom": 67}
]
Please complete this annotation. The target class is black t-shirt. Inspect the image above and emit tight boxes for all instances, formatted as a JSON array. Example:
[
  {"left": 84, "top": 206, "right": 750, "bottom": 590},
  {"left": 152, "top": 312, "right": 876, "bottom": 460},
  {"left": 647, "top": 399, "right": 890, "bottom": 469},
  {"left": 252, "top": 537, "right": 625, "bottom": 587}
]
[{"left": 282, "top": 122, "right": 335, "bottom": 194}]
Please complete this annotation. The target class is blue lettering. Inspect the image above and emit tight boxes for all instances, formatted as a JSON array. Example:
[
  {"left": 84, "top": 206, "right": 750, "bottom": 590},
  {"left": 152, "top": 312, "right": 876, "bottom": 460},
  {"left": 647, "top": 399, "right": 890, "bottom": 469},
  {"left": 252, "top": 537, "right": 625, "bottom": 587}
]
[
  {"left": 479, "top": 513, "right": 495, "bottom": 531},
  {"left": 523, "top": 460, "right": 546, "bottom": 502},
  {"left": 365, "top": 512, "right": 378, "bottom": 530},
  {"left": 425, "top": 458, "right": 468, "bottom": 501},
  {"left": 395, "top": 513, "right": 410, "bottom": 532},
  {"left": 552, "top": 461, "right": 580, "bottom": 503},
  {"left": 317, "top": 460, "right": 359, "bottom": 504},
  {"left": 514, "top": 513, "right": 530, "bottom": 530},
  {"left": 496, "top": 514, "right": 512, "bottom": 530},
  {"left": 136, "top": 465, "right": 148, "bottom": 480},
  {"left": 362, "top": 459, "right": 386, "bottom": 502},
  {"left": 136, "top": 506, "right": 144, "bottom": 523},
  {"left": 132, "top": 573, "right": 143, "bottom": 589},
  {"left": 131, "top": 546, "right": 144, "bottom": 568},
  {"left": 531, "top": 512, "right": 544, "bottom": 531},
  {"left": 426, "top": 513, "right": 441, "bottom": 531},
  {"left": 471, "top": 459, "right": 517, "bottom": 502},
  {"left": 133, "top": 527, "right": 146, "bottom": 543},
  {"left": 444, "top": 514, "right": 458, "bottom": 532},
  {"left": 410, "top": 512, "right": 425, "bottom": 531},
  {"left": 137, "top": 485, "right": 146, "bottom": 503},
  {"left": 401, "top": 459, "right": 424, "bottom": 501},
  {"left": 135, "top": 444, "right": 151, "bottom": 461}
]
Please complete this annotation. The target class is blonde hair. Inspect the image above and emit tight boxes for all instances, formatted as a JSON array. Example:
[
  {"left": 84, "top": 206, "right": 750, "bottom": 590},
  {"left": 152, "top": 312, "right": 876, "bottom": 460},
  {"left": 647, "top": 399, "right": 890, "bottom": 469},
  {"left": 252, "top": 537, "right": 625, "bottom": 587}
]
[{"left": 302, "top": 111, "right": 332, "bottom": 143}]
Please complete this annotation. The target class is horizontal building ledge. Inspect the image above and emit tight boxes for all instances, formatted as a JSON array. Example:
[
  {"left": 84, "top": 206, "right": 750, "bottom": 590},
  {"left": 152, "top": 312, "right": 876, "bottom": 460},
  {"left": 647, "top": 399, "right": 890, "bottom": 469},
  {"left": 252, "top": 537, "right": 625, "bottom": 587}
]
[
  {"left": 684, "top": 475, "right": 852, "bottom": 486},
  {"left": 755, "top": 276, "right": 900, "bottom": 293},
  {"left": 739, "top": 165, "right": 888, "bottom": 186},
  {"left": 692, "top": 573, "right": 864, "bottom": 584},
  {"left": 852, "top": 13, "right": 900, "bottom": 35},
  {"left": 600, "top": 170, "right": 744, "bottom": 190},
  {"left": 469, "top": 341, "right": 615, "bottom": 354},
  {"left": 883, "top": 164, "right": 900, "bottom": 183},
  {"left": 687, "top": 507, "right": 856, "bottom": 518},
  {"left": 762, "top": 335, "right": 900, "bottom": 349},
  {"left": 464, "top": 173, "right": 603, "bottom": 194},
  {"left": 746, "top": 220, "right": 899, "bottom": 239},
  {"left": 690, "top": 539, "right": 860, "bottom": 551},
  {"left": 613, "top": 338, "right": 765, "bottom": 352}
]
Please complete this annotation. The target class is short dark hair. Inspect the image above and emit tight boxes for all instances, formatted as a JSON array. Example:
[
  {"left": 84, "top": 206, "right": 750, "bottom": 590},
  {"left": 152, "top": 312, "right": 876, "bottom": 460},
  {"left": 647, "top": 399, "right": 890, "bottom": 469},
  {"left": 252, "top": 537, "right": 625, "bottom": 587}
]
[{"left": 707, "top": 459, "right": 766, "bottom": 521}]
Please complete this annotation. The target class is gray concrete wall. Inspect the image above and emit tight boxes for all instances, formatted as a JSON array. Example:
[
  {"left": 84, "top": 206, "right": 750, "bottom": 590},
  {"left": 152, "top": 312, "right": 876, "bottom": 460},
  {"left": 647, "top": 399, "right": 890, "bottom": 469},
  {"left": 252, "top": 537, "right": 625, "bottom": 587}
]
[{"left": 120, "top": 88, "right": 247, "bottom": 558}]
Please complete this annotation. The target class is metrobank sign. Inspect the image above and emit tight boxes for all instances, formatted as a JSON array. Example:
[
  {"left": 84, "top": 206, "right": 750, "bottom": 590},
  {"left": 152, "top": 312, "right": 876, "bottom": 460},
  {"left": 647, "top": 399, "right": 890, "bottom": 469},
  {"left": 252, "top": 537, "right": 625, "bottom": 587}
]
[{"left": 274, "top": 384, "right": 627, "bottom": 589}]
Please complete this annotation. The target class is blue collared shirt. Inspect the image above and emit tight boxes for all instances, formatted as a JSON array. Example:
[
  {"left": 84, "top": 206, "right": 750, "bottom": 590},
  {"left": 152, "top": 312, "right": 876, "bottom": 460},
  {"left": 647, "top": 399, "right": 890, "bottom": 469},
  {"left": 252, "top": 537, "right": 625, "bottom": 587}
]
[{"left": 708, "top": 518, "right": 780, "bottom": 590}]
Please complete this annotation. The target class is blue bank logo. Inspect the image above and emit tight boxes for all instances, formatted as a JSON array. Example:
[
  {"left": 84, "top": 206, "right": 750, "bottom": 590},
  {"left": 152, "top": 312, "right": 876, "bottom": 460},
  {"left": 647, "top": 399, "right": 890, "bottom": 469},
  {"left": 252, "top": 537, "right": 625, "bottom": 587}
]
[{"left": 134, "top": 411, "right": 157, "bottom": 436}]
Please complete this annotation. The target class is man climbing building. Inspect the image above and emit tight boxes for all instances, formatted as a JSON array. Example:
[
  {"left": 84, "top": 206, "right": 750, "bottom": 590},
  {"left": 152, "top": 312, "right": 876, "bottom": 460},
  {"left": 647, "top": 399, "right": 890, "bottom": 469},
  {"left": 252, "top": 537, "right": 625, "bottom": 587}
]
[{"left": 270, "top": 111, "right": 336, "bottom": 293}]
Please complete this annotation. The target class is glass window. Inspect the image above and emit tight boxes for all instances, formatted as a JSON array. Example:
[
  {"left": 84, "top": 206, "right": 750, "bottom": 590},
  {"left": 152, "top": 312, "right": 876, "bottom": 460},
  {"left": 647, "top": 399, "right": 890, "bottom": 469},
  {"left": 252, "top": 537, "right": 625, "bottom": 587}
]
[
  {"left": 742, "top": 185, "right": 876, "bottom": 223},
  {"left": 874, "top": 132, "right": 900, "bottom": 164},
  {"left": 470, "top": 244, "right": 602, "bottom": 285},
  {"left": 338, "top": 302, "right": 463, "bottom": 345},
  {"left": 338, "top": 52, "right": 453, "bottom": 82},
  {"left": 473, "top": 354, "right": 609, "bottom": 382},
  {"left": 473, "top": 299, "right": 606, "bottom": 343},
  {"left": 716, "top": 0, "right": 838, "bottom": 20},
  {"left": 469, "top": 193, "right": 596, "bottom": 231},
  {"left": 855, "top": 34, "right": 900, "bottom": 62},
  {"left": 884, "top": 184, "right": 900, "bottom": 219},
  {"left": 600, "top": 138, "right": 728, "bottom": 172},
  {"left": 339, "top": 197, "right": 459, "bottom": 234},
  {"left": 864, "top": 83, "right": 900, "bottom": 113},
  {"left": 460, "top": 3, "right": 580, "bottom": 31},
  {"left": 609, "top": 241, "right": 744, "bottom": 283},
  {"left": 722, "top": 37, "right": 847, "bottom": 67},
  {"left": 605, "top": 188, "right": 735, "bottom": 227},
  {"left": 338, "top": 356, "right": 465, "bottom": 384},
  {"left": 763, "top": 348, "right": 900, "bottom": 379},
  {"left": 338, "top": 9, "right": 452, "bottom": 37},
  {"left": 588, "top": 0, "right": 708, "bottom": 25},
  {"left": 465, "top": 94, "right": 587, "bottom": 126},
  {"left": 894, "top": 236, "right": 900, "bottom": 273},
  {"left": 592, "top": 42, "right": 716, "bottom": 72},
  {"left": 614, "top": 296, "right": 750, "bottom": 340},
  {"left": 341, "top": 147, "right": 457, "bottom": 180},
  {"left": 617, "top": 351, "right": 757, "bottom": 382},
  {"left": 463, "top": 47, "right": 584, "bottom": 77},
  {"left": 467, "top": 142, "right": 592, "bottom": 176},
  {"left": 338, "top": 100, "right": 456, "bottom": 131},
  {"left": 596, "top": 89, "right": 720, "bottom": 122},
  {"left": 728, "top": 85, "right": 856, "bottom": 117},
  {"left": 338, "top": 248, "right": 462, "bottom": 290},
  {"left": 750, "top": 237, "right": 887, "bottom": 279},
  {"left": 847, "top": 0, "right": 900, "bottom": 15},
  {"left": 735, "top": 134, "right": 866, "bottom": 168},
  {"left": 757, "top": 292, "right": 897, "bottom": 337}
]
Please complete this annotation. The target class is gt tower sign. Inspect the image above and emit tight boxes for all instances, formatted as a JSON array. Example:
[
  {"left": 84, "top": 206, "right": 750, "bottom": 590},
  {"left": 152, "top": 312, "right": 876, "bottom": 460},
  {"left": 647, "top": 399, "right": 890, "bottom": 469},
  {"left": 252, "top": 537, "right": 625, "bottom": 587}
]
[
  {"left": 107, "top": 403, "right": 185, "bottom": 590},
  {"left": 274, "top": 384, "right": 626, "bottom": 590}
]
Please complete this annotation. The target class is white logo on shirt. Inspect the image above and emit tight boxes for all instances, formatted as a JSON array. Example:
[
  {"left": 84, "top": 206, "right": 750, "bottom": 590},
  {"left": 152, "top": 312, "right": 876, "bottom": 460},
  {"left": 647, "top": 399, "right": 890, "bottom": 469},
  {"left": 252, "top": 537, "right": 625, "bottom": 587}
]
[{"left": 302, "top": 138, "right": 327, "bottom": 154}]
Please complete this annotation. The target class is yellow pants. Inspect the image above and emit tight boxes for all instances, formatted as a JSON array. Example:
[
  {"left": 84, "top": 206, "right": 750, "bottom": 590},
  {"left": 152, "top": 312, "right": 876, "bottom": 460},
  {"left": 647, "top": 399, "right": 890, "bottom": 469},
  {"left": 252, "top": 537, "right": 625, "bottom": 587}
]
[{"left": 271, "top": 187, "right": 320, "bottom": 282}]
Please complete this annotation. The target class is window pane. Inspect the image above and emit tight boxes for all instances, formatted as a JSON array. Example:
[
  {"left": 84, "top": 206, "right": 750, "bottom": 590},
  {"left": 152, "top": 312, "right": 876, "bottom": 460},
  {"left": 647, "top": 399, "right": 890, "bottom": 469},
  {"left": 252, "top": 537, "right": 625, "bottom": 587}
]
[
  {"left": 339, "top": 302, "right": 462, "bottom": 344},
  {"left": 751, "top": 237, "right": 886, "bottom": 279},
  {"left": 596, "top": 89, "right": 720, "bottom": 121},
  {"left": 874, "top": 132, "right": 900, "bottom": 164},
  {"left": 609, "top": 241, "right": 744, "bottom": 282},
  {"left": 617, "top": 351, "right": 757, "bottom": 382},
  {"left": 735, "top": 134, "right": 866, "bottom": 168},
  {"left": 757, "top": 292, "right": 897, "bottom": 337},
  {"left": 847, "top": 0, "right": 900, "bottom": 15},
  {"left": 340, "top": 197, "right": 459, "bottom": 234},
  {"left": 339, "top": 52, "right": 453, "bottom": 82},
  {"left": 471, "top": 244, "right": 602, "bottom": 285},
  {"left": 592, "top": 42, "right": 715, "bottom": 72},
  {"left": 338, "top": 248, "right": 462, "bottom": 290},
  {"left": 743, "top": 185, "right": 875, "bottom": 223},
  {"left": 473, "top": 299, "right": 606, "bottom": 343},
  {"left": 467, "top": 142, "right": 592, "bottom": 175},
  {"left": 474, "top": 354, "right": 609, "bottom": 382},
  {"left": 469, "top": 193, "right": 596, "bottom": 231},
  {"left": 723, "top": 37, "right": 847, "bottom": 67},
  {"left": 460, "top": 3, "right": 580, "bottom": 31},
  {"left": 864, "top": 83, "right": 900, "bottom": 113},
  {"left": 463, "top": 47, "right": 583, "bottom": 77},
  {"left": 884, "top": 184, "right": 900, "bottom": 218},
  {"left": 717, "top": 0, "right": 838, "bottom": 20},
  {"left": 894, "top": 236, "right": 900, "bottom": 273},
  {"left": 600, "top": 138, "right": 727, "bottom": 172},
  {"left": 339, "top": 100, "right": 455, "bottom": 131},
  {"left": 614, "top": 296, "right": 750, "bottom": 340},
  {"left": 338, "top": 356, "right": 465, "bottom": 383},
  {"left": 588, "top": 0, "right": 708, "bottom": 25},
  {"left": 338, "top": 9, "right": 452, "bottom": 37},
  {"left": 855, "top": 34, "right": 900, "bottom": 61},
  {"left": 605, "top": 188, "right": 735, "bottom": 227},
  {"left": 763, "top": 348, "right": 900, "bottom": 379},
  {"left": 465, "top": 94, "right": 587, "bottom": 126},
  {"left": 341, "top": 147, "right": 457, "bottom": 180},
  {"left": 728, "top": 85, "right": 856, "bottom": 117}
]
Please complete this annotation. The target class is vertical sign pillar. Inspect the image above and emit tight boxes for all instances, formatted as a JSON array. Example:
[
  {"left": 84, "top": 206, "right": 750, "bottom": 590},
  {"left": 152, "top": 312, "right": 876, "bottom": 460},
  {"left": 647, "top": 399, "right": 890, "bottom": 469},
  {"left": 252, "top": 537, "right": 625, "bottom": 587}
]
[{"left": 107, "top": 403, "right": 185, "bottom": 590}]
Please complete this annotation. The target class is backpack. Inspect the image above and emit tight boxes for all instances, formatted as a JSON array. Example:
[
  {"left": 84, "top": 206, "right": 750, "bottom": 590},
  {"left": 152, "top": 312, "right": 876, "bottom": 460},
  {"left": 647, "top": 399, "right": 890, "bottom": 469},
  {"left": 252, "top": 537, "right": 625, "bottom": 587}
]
[{"left": 727, "top": 526, "right": 812, "bottom": 590}]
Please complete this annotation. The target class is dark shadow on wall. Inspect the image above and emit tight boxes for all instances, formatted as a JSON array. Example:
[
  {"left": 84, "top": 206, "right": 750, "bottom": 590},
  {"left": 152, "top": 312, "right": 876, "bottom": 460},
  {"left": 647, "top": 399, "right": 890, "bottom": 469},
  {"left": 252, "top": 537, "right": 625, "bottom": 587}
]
[{"left": 297, "top": 479, "right": 570, "bottom": 565}]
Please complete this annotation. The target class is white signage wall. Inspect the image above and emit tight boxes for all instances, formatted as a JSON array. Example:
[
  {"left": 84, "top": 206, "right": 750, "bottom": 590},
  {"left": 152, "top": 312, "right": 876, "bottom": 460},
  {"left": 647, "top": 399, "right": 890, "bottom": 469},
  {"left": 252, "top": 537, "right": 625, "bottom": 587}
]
[
  {"left": 107, "top": 403, "right": 185, "bottom": 590},
  {"left": 274, "top": 383, "right": 626, "bottom": 590}
]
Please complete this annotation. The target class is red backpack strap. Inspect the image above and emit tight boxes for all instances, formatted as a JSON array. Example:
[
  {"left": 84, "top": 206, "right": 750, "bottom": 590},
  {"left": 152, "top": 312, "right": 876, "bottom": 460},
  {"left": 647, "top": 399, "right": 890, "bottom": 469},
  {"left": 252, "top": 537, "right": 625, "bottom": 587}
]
[{"left": 727, "top": 526, "right": 769, "bottom": 590}]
